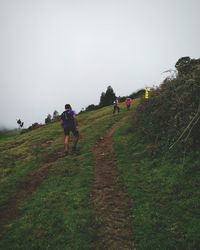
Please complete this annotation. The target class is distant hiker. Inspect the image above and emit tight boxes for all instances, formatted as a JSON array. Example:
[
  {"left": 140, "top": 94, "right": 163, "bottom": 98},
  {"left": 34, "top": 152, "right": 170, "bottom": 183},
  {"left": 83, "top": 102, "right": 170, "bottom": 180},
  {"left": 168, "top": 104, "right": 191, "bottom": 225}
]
[
  {"left": 113, "top": 97, "right": 120, "bottom": 115},
  {"left": 60, "top": 104, "right": 79, "bottom": 155},
  {"left": 125, "top": 97, "right": 132, "bottom": 111}
]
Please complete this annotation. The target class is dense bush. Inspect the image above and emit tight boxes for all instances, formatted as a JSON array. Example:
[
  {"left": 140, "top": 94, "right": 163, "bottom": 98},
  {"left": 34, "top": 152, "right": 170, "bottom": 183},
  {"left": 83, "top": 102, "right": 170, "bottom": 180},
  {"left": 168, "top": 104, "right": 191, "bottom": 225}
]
[
  {"left": 129, "top": 89, "right": 145, "bottom": 100},
  {"left": 133, "top": 57, "right": 200, "bottom": 153},
  {"left": 119, "top": 89, "right": 145, "bottom": 102},
  {"left": 85, "top": 104, "right": 100, "bottom": 112}
]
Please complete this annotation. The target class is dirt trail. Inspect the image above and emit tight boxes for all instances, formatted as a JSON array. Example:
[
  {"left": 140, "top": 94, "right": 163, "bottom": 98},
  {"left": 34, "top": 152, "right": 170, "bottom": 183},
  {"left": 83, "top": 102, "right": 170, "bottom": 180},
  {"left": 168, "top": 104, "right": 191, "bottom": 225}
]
[
  {"left": 92, "top": 117, "right": 134, "bottom": 250},
  {"left": 0, "top": 149, "right": 64, "bottom": 235}
]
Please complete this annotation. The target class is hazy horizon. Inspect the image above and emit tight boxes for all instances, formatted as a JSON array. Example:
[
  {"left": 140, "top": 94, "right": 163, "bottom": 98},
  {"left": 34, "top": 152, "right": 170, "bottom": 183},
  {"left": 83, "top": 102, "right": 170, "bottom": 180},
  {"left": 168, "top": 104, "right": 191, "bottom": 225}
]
[{"left": 1, "top": 0, "right": 200, "bottom": 129}]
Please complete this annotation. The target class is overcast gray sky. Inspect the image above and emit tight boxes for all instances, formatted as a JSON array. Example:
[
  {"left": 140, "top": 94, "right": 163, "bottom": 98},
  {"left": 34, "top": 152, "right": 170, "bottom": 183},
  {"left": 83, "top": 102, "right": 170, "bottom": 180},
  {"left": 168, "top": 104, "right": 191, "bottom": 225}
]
[{"left": 0, "top": 0, "right": 200, "bottom": 128}]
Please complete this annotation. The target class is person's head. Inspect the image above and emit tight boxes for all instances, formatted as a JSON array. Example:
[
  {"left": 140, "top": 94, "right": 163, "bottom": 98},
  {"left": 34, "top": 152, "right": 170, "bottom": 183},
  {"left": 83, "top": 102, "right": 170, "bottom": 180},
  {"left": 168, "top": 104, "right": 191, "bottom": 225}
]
[{"left": 65, "top": 104, "right": 72, "bottom": 110}]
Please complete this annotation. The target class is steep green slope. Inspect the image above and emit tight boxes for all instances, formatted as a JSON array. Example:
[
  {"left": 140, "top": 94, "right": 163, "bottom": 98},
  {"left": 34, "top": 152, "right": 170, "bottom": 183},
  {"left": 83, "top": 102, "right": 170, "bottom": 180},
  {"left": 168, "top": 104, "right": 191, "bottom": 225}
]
[
  {"left": 114, "top": 120, "right": 199, "bottom": 249},
  {"left": 1, "top": 97, "right": 199, "bottom": 250},
  {"left": 113, "top": 59, "right": 199, "bottom": 249},
  {"left": 0, "top": 105, "right": 127, "bottom": 249}
]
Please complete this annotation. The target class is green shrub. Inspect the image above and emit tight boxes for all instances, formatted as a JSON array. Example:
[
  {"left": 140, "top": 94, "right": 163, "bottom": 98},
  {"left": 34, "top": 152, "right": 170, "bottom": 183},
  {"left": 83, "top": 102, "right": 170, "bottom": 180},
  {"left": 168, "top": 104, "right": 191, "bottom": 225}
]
[{"left": 133, "top": 57, "right": 200, "bottom": 154}]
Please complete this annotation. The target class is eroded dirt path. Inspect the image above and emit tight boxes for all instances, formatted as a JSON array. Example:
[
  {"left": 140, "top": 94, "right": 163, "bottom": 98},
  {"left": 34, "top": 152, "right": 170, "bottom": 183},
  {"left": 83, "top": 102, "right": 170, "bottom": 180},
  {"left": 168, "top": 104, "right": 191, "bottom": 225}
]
[{"left": 92, "top": 117, "right": 134, "bottom": 250}]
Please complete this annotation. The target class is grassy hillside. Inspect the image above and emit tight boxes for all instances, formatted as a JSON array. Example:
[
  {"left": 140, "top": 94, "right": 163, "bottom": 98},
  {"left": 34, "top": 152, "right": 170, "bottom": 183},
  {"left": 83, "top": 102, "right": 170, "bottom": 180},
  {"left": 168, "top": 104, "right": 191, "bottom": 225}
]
[
  {"left": 0, "top": 104, "right": 127, "bottom": 249},
  {"left": 0, "top": 98, "right": 199, "bottom": 250},
  {"left": 113, "top": 58, "right": 200, "bottom": 249}
]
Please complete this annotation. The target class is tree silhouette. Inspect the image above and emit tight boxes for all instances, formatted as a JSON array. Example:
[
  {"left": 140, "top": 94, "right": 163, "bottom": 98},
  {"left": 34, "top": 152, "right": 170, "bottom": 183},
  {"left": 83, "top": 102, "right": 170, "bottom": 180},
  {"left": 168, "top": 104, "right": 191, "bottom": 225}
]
[
  {"left": 99, "top": 86, "right": 116, "bottom": 107},
  {"left": 45, "top": 114, "right": 52, "bottom": 124}
]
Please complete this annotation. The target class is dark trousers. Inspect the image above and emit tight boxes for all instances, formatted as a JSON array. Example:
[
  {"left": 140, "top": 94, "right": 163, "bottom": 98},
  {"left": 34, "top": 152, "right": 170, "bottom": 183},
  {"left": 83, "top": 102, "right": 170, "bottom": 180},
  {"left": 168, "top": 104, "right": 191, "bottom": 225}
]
[{"left": 113, "top": 105, "right": 120, "bottom": 114}]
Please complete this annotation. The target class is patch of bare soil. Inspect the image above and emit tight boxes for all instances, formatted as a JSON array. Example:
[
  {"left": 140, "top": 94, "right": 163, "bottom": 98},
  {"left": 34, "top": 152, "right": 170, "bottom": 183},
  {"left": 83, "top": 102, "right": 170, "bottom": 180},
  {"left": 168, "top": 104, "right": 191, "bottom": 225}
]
[
  {"left": 92, "top": 117, "right": 134, "bottom": 250},
  {"left": 41, "top": 139, "right": 55, "bottom": 147},
  {"left": 42, "top": 149, "right": 65, "bottom": 164},
  {"left": 0, "top": 148, "right": 64, "bottom": 235}
]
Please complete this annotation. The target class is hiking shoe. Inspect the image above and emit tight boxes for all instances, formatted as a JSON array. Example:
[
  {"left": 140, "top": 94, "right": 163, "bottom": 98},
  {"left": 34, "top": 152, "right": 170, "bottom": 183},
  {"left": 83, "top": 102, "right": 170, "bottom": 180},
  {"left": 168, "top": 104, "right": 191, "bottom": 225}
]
[
  {"left": 71, "top": 147, "right": 80, "bottom": 155},
  {"left": 64, "top": 151, "right": 69, "bottom": 156}
]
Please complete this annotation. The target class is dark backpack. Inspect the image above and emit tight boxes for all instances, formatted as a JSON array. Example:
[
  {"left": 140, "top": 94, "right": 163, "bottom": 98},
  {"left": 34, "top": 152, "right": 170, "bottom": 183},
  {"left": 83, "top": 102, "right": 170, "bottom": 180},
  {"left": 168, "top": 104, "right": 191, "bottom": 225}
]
[{"left": 62, "top": 110, "right": 74, "bottom": 126}]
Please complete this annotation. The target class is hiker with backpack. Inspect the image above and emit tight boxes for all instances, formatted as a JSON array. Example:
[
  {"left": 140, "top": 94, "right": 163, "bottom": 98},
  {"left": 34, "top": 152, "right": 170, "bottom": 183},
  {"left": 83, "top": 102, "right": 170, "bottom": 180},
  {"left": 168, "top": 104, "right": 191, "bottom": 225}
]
[{"left": 60, "top": 104, "right": 79, "bottom": 155}]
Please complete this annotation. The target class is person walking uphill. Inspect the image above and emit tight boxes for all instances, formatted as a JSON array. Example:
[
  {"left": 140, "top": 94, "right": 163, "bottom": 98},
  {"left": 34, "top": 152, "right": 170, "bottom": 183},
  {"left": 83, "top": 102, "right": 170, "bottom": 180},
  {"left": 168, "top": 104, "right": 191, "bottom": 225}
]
[
  {"left": 60, "top": 104, "right": 80, "bottom": 155},
  {"left": 125, "top": 97, "right": 132, "bottom": 111},
  {"left": 113, "top": 97, "right": 120, "bottom": 115}
]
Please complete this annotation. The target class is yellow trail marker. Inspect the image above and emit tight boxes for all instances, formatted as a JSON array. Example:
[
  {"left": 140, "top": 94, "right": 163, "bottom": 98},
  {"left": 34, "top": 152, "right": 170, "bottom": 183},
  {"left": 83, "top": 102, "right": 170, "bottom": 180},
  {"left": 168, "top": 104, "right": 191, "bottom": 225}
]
[{"left": 145, "top": 87, "right": 149, "bottom": 99}]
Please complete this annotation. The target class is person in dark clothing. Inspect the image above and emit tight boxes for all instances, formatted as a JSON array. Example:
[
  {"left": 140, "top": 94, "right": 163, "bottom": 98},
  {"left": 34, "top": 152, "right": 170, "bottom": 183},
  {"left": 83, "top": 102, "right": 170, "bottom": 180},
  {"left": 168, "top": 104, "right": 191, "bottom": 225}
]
[
  {"left": 60, "top": 104, "right": 79, "bottom": 155},
  {"left": 113, "top": 98, "right": 120, "bottom": 115}
]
